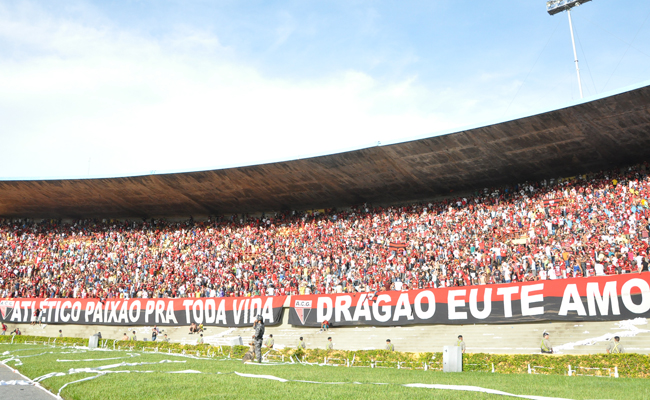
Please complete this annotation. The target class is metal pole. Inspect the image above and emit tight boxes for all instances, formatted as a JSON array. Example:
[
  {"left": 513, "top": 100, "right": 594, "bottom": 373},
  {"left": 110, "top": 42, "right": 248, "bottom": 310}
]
[{"left": 567, "top": 9, "right": 583, "bottom": 98}]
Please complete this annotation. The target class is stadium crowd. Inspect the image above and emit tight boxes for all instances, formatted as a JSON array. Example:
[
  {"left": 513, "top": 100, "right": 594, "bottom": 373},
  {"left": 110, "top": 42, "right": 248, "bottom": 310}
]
[{"left": 1, "top": 164, "right": 650, "bottom": 300}]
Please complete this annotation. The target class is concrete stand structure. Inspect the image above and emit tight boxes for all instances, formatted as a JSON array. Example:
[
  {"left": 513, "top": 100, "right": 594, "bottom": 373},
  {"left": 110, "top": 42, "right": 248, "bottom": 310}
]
[{"left": 5, "top": 308, "right": 649, "bottom": 355}]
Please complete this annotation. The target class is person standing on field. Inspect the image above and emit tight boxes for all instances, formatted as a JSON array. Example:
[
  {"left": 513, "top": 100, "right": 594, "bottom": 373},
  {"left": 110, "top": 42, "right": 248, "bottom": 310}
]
[
  {"left": 606, "top": 336, "right": 624, "bottom": 354},
  {"left": 456, "top": 335, "right": 466, "bottom": 353},
  {"left": 253, "top": 315, "right": 265, "bottom": 363},
  {"left": 541, "top": 332, "right": 553, "bottom": 354}
]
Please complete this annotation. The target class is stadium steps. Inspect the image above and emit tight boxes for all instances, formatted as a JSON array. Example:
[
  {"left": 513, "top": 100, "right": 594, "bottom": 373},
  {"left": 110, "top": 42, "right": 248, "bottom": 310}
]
[{"left": 7, "top": 315, "right": 649, "bottom": 355}]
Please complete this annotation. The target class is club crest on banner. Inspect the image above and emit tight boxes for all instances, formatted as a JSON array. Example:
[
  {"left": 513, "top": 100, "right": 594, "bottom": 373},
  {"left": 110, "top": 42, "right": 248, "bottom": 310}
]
[
  {"left": 293, "top": 300, "right": 312, "bottom": 325},
  {"left": 0, "top": 300, "right": 15, "bottom": 319}
]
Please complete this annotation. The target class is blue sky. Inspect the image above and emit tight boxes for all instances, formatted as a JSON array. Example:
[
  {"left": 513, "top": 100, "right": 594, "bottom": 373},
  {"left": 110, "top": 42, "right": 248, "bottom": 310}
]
[{"left": 1, "top": 0, "right": 649, "bottom": 179}]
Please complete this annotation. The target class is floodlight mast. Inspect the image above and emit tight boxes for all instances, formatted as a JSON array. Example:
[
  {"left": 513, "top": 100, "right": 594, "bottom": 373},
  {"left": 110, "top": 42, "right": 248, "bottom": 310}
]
[
  {"left": 567, "top": 9, "right": 583, "bottom": 99},
  {"left": 546, "top": 0, "right": 593, "bottom": 99}
]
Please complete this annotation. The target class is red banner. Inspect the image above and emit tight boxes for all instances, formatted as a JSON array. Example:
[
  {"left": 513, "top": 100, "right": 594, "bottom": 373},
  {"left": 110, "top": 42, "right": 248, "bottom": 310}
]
[
  {"left": 288, "top": 274, "right": 650, "bottom": 327},
  {"left": 0, "top": 296, "right": 286, "bottom": 327}
]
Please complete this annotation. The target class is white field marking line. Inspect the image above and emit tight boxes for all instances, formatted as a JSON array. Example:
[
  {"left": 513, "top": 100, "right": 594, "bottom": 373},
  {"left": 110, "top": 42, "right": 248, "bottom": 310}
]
[
  {"left": 56, "top": 353, "right": 141, "bottom": 362},
  {"left": 33, "top": 360, "right": 188, "bottom": 382},
  {"left": 11, "top": 351, "right": 57, "bottom": 359},
  {"left": 243, "top": 362, "right": 294, "bottom": 366},
  {"left": 291, "top": 360, "right": 331, "bottom": 367},
  {"left": 232, "top": 371, "right": 575, "bottom": 400},
  {"left": 0, "top": 351, "right": 153, "bottom": 366},
  {"left": 53, "top": 369, "right": 233, "bottom": 398},
  {"left": 9, "top": 351, "right": 54, "bottom": 358},
  {"left": 59, "top": 345, "right": 117, "bottom": 353},
  {"left": 56, "top": 374, "right": 105, "bottom": 398},
  {"left": 2, "top": 356, "right": 22, "bottom": 366},
  {"left": 2, "top": 348, "right": 58, "bottom": 354},
  {"left": 4, "top": 348, "right": 575, "bottom": 400},
  {"left": 0, "top": 346, "right": 224, "bottom": 369},
  {"left": 402, "top": 383, "right": 572, "bottom": 400},
  {"left": 144, "top": 351, "right": 216, "bottom": 361},
  {"left": 235, "top": 371, "right": 289, "bottom": 382},
  {"left": 2, "top": 348, "right": 98, "bottom": 363},
  {"left": 168, "top": 370, "right": 202, "bottom": 373}
]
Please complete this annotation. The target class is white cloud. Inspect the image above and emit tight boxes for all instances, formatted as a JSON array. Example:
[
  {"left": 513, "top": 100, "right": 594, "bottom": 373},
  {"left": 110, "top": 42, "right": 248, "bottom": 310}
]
[
  {"left": 0, "top": 1, "right": 609, "bottom": 180},
  {"left": 0, "top": 3, "right": 465, "bottom": 179}
]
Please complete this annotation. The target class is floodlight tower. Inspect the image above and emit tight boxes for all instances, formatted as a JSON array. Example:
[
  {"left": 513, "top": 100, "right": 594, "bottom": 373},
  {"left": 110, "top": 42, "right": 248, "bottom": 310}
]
[{"left": 546, "top": 0, "right": 593, "bottom": 99}]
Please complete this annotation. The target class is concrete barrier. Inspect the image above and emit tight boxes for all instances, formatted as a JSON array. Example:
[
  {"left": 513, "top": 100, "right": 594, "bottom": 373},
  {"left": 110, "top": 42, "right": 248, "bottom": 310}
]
[{"left": 4, "top": 308, "right": 649, "bottom": 355}]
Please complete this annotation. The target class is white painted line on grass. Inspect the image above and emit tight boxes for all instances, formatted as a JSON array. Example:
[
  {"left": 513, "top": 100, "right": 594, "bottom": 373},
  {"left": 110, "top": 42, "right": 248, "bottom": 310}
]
[{"left": 232, "top": 370, "right": 576, "bottom": 400}]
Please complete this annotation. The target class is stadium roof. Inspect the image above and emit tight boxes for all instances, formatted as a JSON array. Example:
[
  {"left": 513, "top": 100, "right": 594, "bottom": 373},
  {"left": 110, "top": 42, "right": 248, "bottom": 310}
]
[{"left": 2, "top": 82, "right": 650, "bottom": 219}]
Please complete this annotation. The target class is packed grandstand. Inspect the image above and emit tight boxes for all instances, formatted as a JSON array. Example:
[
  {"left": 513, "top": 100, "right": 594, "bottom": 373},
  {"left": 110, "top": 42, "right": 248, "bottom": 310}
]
[{"left": 2, "top": 161, "right": 649, "bottom": 301}]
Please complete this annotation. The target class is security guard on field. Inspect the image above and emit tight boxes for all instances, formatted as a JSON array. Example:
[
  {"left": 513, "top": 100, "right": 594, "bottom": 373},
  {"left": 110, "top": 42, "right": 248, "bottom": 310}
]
[
  {"left": 541, "top": 332, "right": 553, "bottom": 354},
  {"left": 253, "top": 315, "right": 265, "bottom": 363},
  {"left": 265, "top": 334, "right": 274, "bottom": 349},
  {"left": 385, "top": 339, "right": 394, "bottom": 351},
  {"left": 456, "top": 335, "right": 466, "bottom": 353},
  {"left": 606, "top": 336, "right": 625, "bottom": 354}
]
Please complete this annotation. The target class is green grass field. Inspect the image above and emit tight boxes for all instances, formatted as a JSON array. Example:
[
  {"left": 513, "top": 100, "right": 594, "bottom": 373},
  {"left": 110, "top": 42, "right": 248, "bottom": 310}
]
[{"left": 1, "top": 343, "right": 645, "bottom": 400}]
